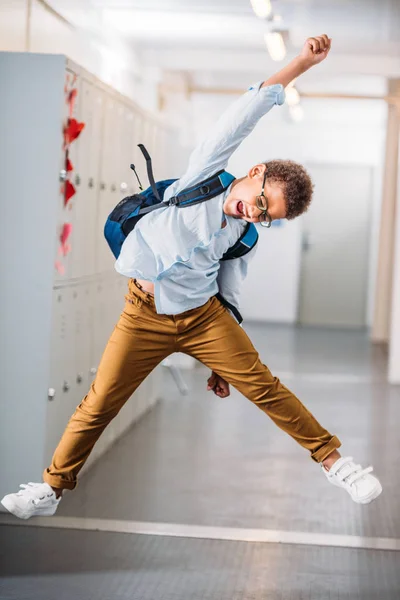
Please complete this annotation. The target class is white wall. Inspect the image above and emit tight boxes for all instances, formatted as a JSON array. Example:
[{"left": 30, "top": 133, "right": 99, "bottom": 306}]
[{"left": 189, "top": 89, "right": 386, "bottom": 324}]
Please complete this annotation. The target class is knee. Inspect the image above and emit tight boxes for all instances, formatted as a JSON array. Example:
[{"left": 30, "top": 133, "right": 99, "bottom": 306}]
[{"left": 73, "top": 390, "right": 120, "bottom": 424}]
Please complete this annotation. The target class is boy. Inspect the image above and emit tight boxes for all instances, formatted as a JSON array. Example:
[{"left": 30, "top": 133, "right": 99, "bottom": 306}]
[{"left": 1, "top": 34, "right": 382, "bottom": 520}]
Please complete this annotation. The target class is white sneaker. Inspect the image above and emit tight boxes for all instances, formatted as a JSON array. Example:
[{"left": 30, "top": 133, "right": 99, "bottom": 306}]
[
  {"left": 1, "top": 482, "right": 61, "bottom": 519},
  {"left": 322, "top": 456, "right": 382, "bottom": 504}
]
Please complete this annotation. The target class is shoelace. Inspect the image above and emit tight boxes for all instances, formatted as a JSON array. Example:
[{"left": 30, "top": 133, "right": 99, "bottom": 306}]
[{"left": 17, "top": 482, "right": 55, "bottom": 506}]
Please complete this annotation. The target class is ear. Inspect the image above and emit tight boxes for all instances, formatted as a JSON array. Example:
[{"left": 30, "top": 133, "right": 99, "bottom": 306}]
[{"left": 248, "top": 163, "right": 266, "bottom": 180}]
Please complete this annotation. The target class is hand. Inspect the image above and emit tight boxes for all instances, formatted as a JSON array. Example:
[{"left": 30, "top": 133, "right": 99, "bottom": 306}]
[
  {"left": 207, "top": 371, "right": 230, "bottom": 398},
  {"left": 299, "top": 34, "right": 332, "bottom": 68}
]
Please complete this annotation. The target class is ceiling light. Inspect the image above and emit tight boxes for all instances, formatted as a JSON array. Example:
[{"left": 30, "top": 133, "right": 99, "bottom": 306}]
[
  {"left": 264, "top": 31, "right": 286, "bottom": 61},
  {"left": 289, "top": 105, "right": 304, "bottom": 122},
  {"left": 285, "top": 86, "right": 300, "bottom": 106},
  {"left": 273, "top": 14, "right": 282, "bottom": 22},
  {"left": 250, "top": 0, "right": 272, "bottom": 19}
]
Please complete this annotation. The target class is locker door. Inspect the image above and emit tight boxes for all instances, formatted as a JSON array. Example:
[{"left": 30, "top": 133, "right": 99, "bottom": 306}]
[
  {"left": 70, "top": 79, "right": 104, "bottom": 279},
  {"left": 131, "top": 111, "right": 144, "bottom": 194},
  {"left": 96, "top": 95, "right": 120, "bottom": 274},
  {"left": 72, "top": 283, "right": 92, "bottom": 399},
  {"left": 45, "top": 287, "right": 76, "bottom": 466},
  {"left": 119, "top": 107, "right": 135, "bottom": 198},
  {"left": 91, "top": 276, "right": 115, "bottom": 373}
]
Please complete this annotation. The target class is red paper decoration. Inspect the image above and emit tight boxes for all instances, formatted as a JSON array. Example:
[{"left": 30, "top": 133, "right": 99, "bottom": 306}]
[
  {"left": 56, "top": 76, "right": 85, "bottom": 277},
  {"left": 64, "top": 180, "right": 76, "bottom": 206},
  {"left": 59, "top": 223, "right": 73, "bottom": 258},
  {"left": 55, "top": 260, "right": 65, "bottom": 275},
  {"left": 64, "top": 118, "right": 85, "bottom": 145},
  {"left": 68, "top": 88, "right": 78, "bottom": 117},
  {"left": 60, "top": 223, "right": 72, "bottom": 246}
]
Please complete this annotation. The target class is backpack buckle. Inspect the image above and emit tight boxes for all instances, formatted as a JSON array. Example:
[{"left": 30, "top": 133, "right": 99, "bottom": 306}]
[{"left": 169, "top": 196, "right": 179, "bottom": 206}]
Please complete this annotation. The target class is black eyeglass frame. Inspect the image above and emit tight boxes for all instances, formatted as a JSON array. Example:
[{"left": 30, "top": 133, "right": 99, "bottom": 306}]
[{"left": 255, "top": 172, "right": 272, "bottom": 228}]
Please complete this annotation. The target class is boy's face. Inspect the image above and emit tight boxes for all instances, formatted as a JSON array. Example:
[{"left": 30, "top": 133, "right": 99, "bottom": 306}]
[{"left": 223, "top": 164, "right": 287, "bottom": 224}]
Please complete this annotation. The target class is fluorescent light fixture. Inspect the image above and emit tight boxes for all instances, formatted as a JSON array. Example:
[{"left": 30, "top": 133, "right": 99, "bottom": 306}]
[
  {"left": 264, "top": 31, "right": 286, "bottom": 61},
  {"left": 250, "top": 0, "right": 272, "bottom": 19},
  {"left": 285, "top": 86, "right": 300, "bottom": 106},
  {"left": 289, "top": 105, "right": 304, "bottom": 122}
]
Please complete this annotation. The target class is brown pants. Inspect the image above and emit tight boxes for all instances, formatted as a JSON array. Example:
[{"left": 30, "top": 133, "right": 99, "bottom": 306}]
[{"left": 43, "top": 279, "right": 341, "bottom": 490}]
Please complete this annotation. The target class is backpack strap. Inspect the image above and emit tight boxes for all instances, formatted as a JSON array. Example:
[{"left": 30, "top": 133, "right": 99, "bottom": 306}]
[
  {"left": 138, "top": 144, "right": 161, "bottom": 202},
  {"left": 221, "top": 222, "right": 259, "bottom": 261},
  {"left": 215, "top": 293, "right": 243, "bottom": 324},
  {"left": 169, "top": 170, "right": 235, "bottom": 207}
]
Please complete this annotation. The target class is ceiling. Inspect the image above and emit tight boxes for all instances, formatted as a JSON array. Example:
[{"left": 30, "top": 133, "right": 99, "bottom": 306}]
[{"left": 48, "top": 0, "right": 400, "bottom": 79}]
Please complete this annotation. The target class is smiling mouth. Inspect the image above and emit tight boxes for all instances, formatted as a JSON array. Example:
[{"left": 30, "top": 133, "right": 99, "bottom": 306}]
[{"left": 236, "top": 201, "right": 245, "bottom": 217}]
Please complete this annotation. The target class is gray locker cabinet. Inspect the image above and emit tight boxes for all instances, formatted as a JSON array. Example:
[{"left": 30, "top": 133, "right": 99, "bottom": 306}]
[{"left": 0, "top": 52, "right": 168, "bottom": 500}]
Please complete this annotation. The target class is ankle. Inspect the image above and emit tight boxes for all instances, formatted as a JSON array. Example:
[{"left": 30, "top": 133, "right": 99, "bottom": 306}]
[
  {"left": 51, "top": 487, "right": 63, "bottom": 499},
  {"left": 322, "top": 449, "right": 342, "bottom": 471}
]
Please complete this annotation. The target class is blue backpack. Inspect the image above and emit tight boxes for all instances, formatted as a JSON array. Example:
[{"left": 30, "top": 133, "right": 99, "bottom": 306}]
[{"left": 104, "top": 145, "right": 259, "bottom": 323}]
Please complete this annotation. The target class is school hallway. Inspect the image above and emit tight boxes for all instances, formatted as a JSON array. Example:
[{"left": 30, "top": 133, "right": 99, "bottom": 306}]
[{"left": 1, "top": 323, "right": 399, "bottom": 600}]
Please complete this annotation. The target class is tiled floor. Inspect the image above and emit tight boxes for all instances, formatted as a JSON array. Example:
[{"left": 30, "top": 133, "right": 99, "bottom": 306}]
[
  {"left": 1, "top": 324, "right": 399, "bottom": 599},
  {"left": 1, "top": 526, "right": 399, "bottom": 600}
]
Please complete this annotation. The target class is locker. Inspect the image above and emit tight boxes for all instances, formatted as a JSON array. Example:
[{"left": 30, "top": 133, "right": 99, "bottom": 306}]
[
  {"left": 72, "top": 283, "right": 92, "bottom": 396},
  {"left": 91, "top": 276, "right": 115, "bottom": 371},
  {"left": 119, "top": 107, "right": 135, "bottom": 197},
  {"left": 45, "top": 287, "right": 76, "bottom": 465},
  {"left": 131, "top": 111, "right": 145, "bottom": 193},
  {"left": 95, "top": 96, "right": 120, "bottom": 274},
  {"left": 70, "top": 79, "right": 104, "bottom": 279}
]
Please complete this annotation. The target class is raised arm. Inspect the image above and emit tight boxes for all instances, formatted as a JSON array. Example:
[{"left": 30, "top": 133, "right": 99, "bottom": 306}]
[
  {"left": 262, "top": 34, "right": 332, "bottom": 88},
  {"left": 164, "top": 34, "right": 332, "bottom": 202}
]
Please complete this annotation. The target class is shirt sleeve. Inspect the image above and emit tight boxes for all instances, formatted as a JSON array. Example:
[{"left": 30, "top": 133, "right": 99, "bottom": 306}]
[
  {"left": 217, "top": 245, "right": 258, "bottom": 323},
  {"left": 163, "top": 82, "right": 285, "bottom": 203}
]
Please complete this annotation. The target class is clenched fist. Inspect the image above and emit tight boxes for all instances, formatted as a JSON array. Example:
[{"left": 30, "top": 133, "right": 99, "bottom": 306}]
[
  {"left": 207, "top": 371, "right": 230, "bottom": 398},
  {"left": 300, "top": 34, "right": 332, "bottom": 66}
]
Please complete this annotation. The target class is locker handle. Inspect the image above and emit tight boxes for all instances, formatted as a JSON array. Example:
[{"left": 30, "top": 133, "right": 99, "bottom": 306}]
[
  {"left": 48, "top": 388, "right": 56, "bottom": 401},
  {"left": 111, "top": 183, "right": 116, "bottom": 192},
  {"left": 88, "top": 177, "right": 94, "bottom": 188},
  {"left": 100, "top": 182, "right": 106, "bottom": 191},
  {"left": 62, "top": 381, "right": 70, "bottom": 392}
]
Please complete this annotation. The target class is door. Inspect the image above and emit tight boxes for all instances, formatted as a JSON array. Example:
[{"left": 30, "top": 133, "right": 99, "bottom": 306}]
[{"left": 299, "top": 164, "right": 372, "bottom": 328}]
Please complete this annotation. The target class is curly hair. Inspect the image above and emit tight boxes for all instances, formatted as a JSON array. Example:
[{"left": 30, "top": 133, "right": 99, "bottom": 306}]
[{"left": 264, "top": 160, "right": 314, "bottom": 220}]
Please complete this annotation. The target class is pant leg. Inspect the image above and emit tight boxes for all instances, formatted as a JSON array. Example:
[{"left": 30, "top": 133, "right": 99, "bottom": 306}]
[
  {"left": 177, "top": 297, "right": 341, "bottom": 462},
  {"left": 43, "top": 281, "right": 176, "bottom": 490}
]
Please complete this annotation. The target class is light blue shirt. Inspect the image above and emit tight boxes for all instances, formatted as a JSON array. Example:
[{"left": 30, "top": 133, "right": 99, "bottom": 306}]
[{"left": 115, "top": 82, "right": 285, "bottom": 318}]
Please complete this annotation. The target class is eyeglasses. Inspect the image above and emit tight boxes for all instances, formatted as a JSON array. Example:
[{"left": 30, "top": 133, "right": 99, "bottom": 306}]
[{"left": 255, "top": 172, "right": 272, "bottom": 228}]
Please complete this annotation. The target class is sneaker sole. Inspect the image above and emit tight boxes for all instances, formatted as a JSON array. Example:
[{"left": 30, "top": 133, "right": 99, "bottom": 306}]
[
  {"left": 351, "top": 482, "right": 383, "bottom": 505},
  {"left": 1, "top": 497, "right": 58, "bottom": 520}
]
